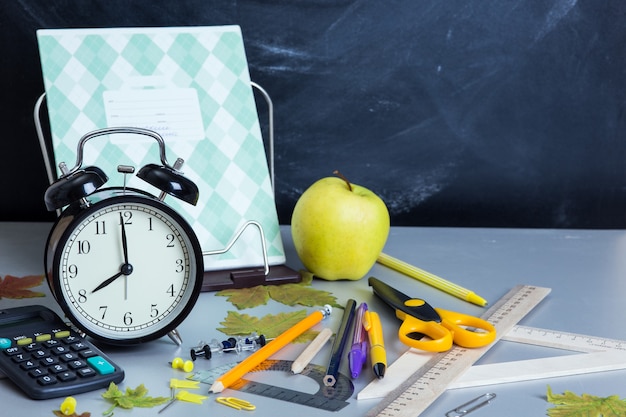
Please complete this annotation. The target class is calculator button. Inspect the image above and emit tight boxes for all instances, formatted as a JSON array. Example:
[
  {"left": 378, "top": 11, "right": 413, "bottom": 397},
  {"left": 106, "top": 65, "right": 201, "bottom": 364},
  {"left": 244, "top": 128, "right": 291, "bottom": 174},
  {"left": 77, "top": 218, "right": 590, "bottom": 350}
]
[
  {"left": 44, "top": 339, "right": 61, "bottom": 348},
  {"left": 60, "top": 335, "right": 79, "bottom": 344},
  {"left": 70, "top": 342, "right": 89, "bottom": 351},
  {"left": 22, "top": 342, "right": 41, "bottom": 352},
  {"left": 0, "top": 338, "right": 11, "bottom": 349},
  {"left": 20, "top": 360, "right": 37, "bottom": 370},
  {"left": 77, "top": 367, "right": 96, "bottom": 378},
  {"left": 37, "top": 375, "right": 57, "bottom": 386},
  {"left": 79, "top": 349, "right": 97, "bottom": 359},
  {"left": 87, "top": 356, "right": 115, "bottom": 375},
  {"left": 68, "top": 359, "right": 87, "bottom": 370},
  {"left": 17, "top": 338, "right": 33, "bottom": 346},
  {"left": 29, "top": 367, "right": 48, "bottom": 377},
  {"left": 40, "top": 356, "right": 59, "bottom": 366},
  {"left": 56, "top": 371, "right": 77, "bottom": 382},
  {"left": 32, "top": 349, "right": 47, "bottom": 359},
  {"left": 36, "top": 334, "right": 52, "bottom": 343},
  {"left": 50, "top": 345, "right": 69, "bottom": 355},
  {"left": 55, "top": 330, "right": 71, "bottom": 339},
  {"left": 49, "top": 363, "right": 68, "bottom": 374},
  {"left": 11, "top": 352, "right": 28, "bottom": 363},
  {"left": 59, "top": 352, "right": 79, "bottom": 362},
  {"left": 3, "top": 346, "right": 20, "bottom": 355}
]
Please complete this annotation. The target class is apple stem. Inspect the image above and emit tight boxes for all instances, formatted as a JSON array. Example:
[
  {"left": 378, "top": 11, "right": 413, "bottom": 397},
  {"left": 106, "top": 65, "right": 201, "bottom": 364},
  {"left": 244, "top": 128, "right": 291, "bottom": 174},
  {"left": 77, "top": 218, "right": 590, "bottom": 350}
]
[{"left": 333, "top": 170, "right": 353, "bottom": 192}]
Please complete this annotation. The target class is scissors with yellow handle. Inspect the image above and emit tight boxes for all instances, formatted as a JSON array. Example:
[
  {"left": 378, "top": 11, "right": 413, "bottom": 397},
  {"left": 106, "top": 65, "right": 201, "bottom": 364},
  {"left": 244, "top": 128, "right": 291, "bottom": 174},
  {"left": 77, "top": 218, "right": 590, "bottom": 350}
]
[{"left": 368, "top": 277, "right": 496, "bottom": 352}]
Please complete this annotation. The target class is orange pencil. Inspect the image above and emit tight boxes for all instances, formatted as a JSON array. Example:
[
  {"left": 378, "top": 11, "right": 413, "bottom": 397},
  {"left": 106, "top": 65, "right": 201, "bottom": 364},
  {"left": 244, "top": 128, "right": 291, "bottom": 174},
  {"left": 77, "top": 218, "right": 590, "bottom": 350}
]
[{"left": 209, "top": 305, "right": 333, "bottom": 393}]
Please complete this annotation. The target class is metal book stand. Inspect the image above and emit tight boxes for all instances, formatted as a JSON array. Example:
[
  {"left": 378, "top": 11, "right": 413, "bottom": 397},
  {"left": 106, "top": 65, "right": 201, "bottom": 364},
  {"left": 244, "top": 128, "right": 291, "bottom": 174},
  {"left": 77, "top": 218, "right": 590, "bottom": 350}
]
[{"left": 34, "top": 82, "right": 301, "bottom": 292}]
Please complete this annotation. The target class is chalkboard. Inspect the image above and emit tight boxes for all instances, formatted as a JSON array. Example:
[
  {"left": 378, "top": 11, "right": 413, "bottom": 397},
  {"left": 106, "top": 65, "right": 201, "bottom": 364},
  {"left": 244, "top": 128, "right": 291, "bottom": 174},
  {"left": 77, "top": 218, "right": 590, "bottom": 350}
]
[{"left": 1, "top": 0, "right": 625, "bottom": 228}]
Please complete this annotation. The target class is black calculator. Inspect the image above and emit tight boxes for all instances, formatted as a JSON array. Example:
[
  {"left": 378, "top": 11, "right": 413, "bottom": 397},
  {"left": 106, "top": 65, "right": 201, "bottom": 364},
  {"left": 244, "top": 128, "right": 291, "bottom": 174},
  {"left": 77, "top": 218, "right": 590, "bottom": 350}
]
[{"left": 0, "top": 305, "right": 124, "bottom": 399}]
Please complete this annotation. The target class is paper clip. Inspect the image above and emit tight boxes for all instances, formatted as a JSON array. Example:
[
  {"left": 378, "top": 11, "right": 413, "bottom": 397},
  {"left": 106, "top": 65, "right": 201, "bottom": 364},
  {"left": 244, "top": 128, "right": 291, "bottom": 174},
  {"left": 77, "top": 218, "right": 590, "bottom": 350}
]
[
  {"left": 445, "top": 393, "right": 496, "bottom": 417},
  {"left": 216, "top": 396, "right": 256, "bottom": 411}
]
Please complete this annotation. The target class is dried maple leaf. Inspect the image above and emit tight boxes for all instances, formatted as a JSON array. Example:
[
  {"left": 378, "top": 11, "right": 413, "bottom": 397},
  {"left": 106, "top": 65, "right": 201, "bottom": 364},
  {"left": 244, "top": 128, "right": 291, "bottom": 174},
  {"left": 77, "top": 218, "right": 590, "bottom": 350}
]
[
  {"left": 215, "top": 270, "right": 340, "bottom": 310},
  {"left": 546, "top": 385, "right": 626, "bottom": 416},
  {"left": 101, "top": 382, "right": 168, "bottom": 416},
  {"left": 0, "top": 274, "right": 45, "bottom": 299},
  {"left": 217, "top": 309, "right": 318, "bottom": 343},
  {"left": 217, "top": 285, "right": 270, "bottom": 309},
  {"left": 267, "top": 283, "right": 337, "bottom": 307}
]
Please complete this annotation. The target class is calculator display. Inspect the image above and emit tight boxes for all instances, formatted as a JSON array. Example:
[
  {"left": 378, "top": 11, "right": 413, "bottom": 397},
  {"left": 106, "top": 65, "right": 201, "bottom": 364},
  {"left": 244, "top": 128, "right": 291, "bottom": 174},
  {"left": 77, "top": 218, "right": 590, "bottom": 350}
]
[{"left": 0, "top": 315, "right": 44, "bottom": 329}]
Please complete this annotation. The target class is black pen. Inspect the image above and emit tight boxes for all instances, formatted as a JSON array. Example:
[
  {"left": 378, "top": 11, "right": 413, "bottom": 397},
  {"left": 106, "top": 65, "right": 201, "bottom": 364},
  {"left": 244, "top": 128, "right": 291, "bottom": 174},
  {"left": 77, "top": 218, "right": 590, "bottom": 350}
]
[{"left": 323, "top": 299, "right": 356, "bottom": 387}]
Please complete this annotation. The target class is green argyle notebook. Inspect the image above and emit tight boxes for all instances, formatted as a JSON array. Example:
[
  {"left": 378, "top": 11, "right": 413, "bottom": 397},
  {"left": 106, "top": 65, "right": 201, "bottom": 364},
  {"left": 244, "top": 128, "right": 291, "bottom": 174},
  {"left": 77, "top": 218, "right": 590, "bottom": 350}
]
[{"left": 36, "top": 26, "right": 285, "bottom": 273}]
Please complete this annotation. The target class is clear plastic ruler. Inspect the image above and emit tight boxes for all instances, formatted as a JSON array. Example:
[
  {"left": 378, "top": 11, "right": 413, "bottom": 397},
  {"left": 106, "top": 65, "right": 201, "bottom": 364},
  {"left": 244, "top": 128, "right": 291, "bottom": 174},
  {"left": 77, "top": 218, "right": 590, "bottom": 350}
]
[
  {"left": 362, "top": 284, "right": 552, "bottom": 417},
  {"left": 451, "top": 325, "right": 626, "bottom": 389}
]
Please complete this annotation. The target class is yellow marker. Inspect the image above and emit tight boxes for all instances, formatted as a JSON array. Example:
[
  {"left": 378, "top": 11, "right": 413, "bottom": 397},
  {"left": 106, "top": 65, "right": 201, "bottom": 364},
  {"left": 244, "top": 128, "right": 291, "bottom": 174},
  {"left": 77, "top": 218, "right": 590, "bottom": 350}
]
[
  {"left": 377, "top": 252, "right": 488, "bottom": 307},
  {"left": 362, "top": 310, "right": 386, "bottom": 379},
  {"left": 209, "top": 305, "right": 332, "bottom": 393}
]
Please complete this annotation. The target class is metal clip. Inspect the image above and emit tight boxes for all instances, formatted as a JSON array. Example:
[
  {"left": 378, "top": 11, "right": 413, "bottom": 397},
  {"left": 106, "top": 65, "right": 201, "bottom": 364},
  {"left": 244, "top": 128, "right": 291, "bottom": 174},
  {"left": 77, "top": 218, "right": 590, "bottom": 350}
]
[
  {"left": 216, "top": 396, "right": 256, "bottom": 411},
  {"left": 445, "top": 393, "right": 496, "bottom": 417}
]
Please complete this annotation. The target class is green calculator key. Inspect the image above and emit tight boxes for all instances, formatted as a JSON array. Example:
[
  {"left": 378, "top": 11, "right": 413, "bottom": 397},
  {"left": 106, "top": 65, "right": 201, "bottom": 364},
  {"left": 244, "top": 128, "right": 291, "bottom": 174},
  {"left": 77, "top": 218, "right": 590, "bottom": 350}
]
[{"left": 87, "top": 356, "right": 115, "bottom": 375}]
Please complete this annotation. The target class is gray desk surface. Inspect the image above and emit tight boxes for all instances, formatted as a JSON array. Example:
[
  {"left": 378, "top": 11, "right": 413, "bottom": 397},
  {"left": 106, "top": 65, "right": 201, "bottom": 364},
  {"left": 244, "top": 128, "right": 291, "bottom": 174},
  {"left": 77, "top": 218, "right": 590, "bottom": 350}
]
[{"left": 1, "top": 222, "right": 625, "bottom": 416}]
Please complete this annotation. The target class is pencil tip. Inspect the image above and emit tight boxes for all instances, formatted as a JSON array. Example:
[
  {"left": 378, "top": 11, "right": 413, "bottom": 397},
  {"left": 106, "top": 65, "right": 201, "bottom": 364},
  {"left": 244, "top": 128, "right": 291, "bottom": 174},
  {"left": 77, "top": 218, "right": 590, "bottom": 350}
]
[{"left": 209, "top": 381, "right": 224, "bottom": 394}]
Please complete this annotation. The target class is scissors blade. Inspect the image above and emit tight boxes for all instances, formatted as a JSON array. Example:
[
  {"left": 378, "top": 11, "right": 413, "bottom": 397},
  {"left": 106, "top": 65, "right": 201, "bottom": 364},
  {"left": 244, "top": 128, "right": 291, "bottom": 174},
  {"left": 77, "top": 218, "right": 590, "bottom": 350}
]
[{"left": 368, "top": 277, "right": 441, "bottom": 322}]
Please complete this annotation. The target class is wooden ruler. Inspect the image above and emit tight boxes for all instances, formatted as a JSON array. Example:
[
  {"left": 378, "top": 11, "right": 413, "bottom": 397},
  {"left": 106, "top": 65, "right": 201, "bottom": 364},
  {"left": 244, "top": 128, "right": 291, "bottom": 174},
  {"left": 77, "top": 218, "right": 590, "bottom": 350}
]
[{"left": 362, "top": 285, "right": 551, "bottom": 417}]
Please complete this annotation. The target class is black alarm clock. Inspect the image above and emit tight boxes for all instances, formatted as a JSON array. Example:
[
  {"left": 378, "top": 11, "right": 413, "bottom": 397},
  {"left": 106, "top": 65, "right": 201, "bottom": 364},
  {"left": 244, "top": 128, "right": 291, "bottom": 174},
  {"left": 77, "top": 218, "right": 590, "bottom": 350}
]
[{"left": 44, "top": 127, "right": 204, "bottom": 345}]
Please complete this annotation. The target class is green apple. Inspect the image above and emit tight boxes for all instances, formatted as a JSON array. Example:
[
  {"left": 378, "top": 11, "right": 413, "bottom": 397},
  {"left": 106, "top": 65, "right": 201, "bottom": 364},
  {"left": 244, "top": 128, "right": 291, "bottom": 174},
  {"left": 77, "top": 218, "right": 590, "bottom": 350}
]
[{"left": 291, "top": 171, "right": 390, "bottom": 280}]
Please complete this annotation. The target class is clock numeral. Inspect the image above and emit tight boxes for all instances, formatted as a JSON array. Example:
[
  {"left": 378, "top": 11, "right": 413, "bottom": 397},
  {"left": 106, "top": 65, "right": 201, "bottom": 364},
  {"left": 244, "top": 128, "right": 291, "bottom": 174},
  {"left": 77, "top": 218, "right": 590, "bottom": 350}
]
[
  {"left": 166, "top": 284, "right": 175, "bottom": 297},
  {"left": 166, "top": 233, "right": 175, "bottom": 248},
  {"left": 99, "top": 306, "right": 108, "bottom": 320},
  {"left": 120, "top": 211, "right": 133, "bottom": 225},
  {"left": 123, "top": 312, "right": 133, "bottom": 326},
  {"left": 67, "top": 264, "right": 78, "bottom": 279},
  {"left": 78, "top": 289, "right": 87, "bottom": 303},
  {"left": 150, "top": 304, "right": 159, "bottom": 318},
  {"left": 95, "top": 220, "right": 106, "bottom": 235},
  {"left": 76, "top": 240, "right": 91, "bottom": 254},
  {"left": 175, "top": 259, "right": 184, "bottom": 273}
]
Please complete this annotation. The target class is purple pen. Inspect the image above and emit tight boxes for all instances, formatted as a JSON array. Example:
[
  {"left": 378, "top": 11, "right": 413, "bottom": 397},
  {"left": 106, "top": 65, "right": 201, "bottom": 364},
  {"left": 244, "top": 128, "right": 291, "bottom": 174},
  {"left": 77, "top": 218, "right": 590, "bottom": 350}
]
[{"left": 348, "top": 302, "right": 368, "bottom": 379}]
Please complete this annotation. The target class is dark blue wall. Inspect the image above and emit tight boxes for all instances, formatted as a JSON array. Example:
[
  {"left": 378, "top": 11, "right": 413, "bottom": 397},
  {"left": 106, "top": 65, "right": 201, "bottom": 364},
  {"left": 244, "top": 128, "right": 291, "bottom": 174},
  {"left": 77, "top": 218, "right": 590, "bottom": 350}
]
[{"left": 2, "top": 1, "right": 625, "bottom": 228}]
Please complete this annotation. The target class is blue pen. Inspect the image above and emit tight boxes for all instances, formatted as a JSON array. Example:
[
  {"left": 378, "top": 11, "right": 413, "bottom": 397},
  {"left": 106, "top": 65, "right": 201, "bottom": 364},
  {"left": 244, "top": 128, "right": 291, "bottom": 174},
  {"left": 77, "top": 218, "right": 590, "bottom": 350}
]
[{"left": 348, "top": 302, "right": 368, "bottom": 379}]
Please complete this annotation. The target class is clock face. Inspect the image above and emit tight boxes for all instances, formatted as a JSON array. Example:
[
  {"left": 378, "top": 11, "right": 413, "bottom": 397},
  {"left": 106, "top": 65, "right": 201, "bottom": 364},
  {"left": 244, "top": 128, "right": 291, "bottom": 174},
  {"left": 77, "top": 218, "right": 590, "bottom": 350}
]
[{"left": 46, "top": 192, "right": 203, "bottom": 344}]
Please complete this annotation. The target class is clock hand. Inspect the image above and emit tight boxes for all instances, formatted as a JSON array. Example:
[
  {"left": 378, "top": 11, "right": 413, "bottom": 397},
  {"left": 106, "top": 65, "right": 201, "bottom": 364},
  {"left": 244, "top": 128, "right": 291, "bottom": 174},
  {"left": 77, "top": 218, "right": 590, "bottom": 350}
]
[
  {"left": 120, "top": 213, "right": 129, "bottom": 264},
  {"left": 91, "top": 270, "right": 124, "bottom": 293},
  {"left": 92, "top": 215, "right": 134, "bottom": 294},
  {"left": 91, "top": 262, "right": 134, "bottom": 294}
]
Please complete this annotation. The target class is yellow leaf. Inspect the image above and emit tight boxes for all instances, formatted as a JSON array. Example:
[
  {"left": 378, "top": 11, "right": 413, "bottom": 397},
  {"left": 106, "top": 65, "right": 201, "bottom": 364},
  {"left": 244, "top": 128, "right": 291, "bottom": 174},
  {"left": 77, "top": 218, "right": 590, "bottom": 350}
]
[
  {"left": 101, "top": 382, "right": 168, "bottom": 415},
  {"left": 217, "top": 309, "right": 317, "bottom": 342},
  {"left": 546, "top": 385, "right": 626, "bottom": 417},
  {"left": 217, "top": 286, "right": 270, "bottom": 309}
]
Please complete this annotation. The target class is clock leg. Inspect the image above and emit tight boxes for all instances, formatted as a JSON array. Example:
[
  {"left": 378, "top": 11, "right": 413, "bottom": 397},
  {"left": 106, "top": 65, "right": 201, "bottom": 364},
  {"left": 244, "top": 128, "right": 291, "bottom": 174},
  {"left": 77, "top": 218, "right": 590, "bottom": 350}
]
[{"left": 167, "top": 328, "right": 183, "bottom": 346}]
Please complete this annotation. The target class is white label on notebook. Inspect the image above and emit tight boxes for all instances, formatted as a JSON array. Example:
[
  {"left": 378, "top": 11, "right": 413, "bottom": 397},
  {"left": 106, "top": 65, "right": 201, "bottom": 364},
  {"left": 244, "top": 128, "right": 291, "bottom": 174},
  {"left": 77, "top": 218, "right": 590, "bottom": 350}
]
[{"left": 104, "top": 88, "right": 204, "bottom": 143}]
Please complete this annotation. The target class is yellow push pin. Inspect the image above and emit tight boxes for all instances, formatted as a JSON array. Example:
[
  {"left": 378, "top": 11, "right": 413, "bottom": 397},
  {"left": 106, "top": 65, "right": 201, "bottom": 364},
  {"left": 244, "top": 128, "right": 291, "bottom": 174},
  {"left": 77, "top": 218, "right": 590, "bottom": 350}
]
[
  {"left": 170, "top": 357, "right": 194, "bottom": 372},
  {"left": 60, "top": 396, "right": 77, "bottom": 415},
  {"left": 158, "top": 390, "right": 208, "bottom": 413},
  {"left": 169, "top": 378, "right": 200, "bottom": 390}
]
